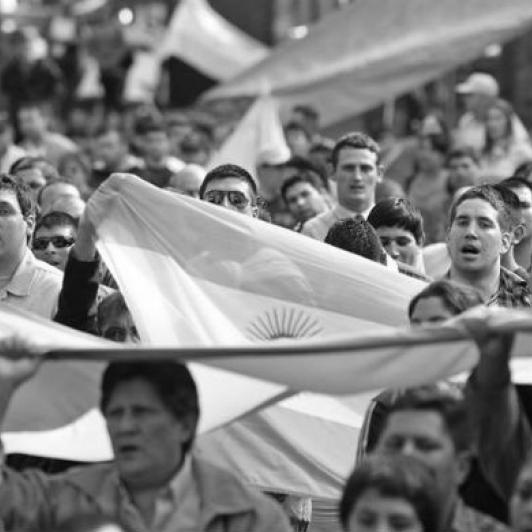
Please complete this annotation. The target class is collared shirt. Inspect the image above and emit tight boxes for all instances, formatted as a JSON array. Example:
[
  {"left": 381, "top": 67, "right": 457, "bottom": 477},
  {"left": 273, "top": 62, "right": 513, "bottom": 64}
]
[
  {"left": 0, "top": 248, "right": 62, "bottom": 319},
  {"left": 115, "top": 456, "right": 200, "bottom": 532},
  {"left": 451, "top": 499, "right": 510, "bottom": 532},
  {"left": 487, "top": 267, "right": 531, "bottom": 308},
  {"left": 301, "top": 204, "right": 374, "bottom": 241},
  {"left": 446, "top": 267, "right": 531, "bottom": 308}
]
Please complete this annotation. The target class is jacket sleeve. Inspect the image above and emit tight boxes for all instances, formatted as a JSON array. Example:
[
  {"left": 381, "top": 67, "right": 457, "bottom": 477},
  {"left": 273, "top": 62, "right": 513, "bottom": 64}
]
[
  {"left": 0, "top": 456, "right": 56, "bottom": 531},
  {"left": 54, "top": 250, "right": 101, "bottom": 334},
  {"left": 465, "top": 373, "right": 532, "bottom": 501}
]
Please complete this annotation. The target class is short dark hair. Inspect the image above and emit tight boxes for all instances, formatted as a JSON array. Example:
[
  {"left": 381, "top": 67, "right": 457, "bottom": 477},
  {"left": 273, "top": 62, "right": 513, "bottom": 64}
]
[
  {"left": 385, "top": 385, "right": 472, "bottom": 452},
  {"left": 493, "top": 184, "right": 522, "bottom": 229},
  {"left": 368, "top": 198, "right": 424, "bottom": 245},
  {"left": 500, "top": 176, "right": 532, "bottom": 194},
  {"left": 332, "top": 132, "right": 380, "bottom": 169},
  {"left": 408, "top": 280, "right": 484, "bottom": 320},
  {"left": 10, "top": 156, "right": 59, "bottom": 182},
  {"left": 446, "top": 146, "right": 480, "bottom": 167},
  {"left": 282, "top": 155, "right": 328, "bottom": 190},
  {"left": 325, "top": 217, "right": 386, "bottom": 264},
  {"left": 513, "top": 161, "right": 532, "bottom": 183},
  {"left": 199, "top": 164, "right": 258, "bottom": 200},
  {"left": 280, "top": 173, "right": 323, "bottom": 203},
  {"left": 100, "top": 361, "right": 199, "bottom": 454},
  {"left": 449, "top": 184, "right": 512, "bottom": 232},
  {"left": 35, "top": 211, "right": 78, "bottom": 233},
  {"left": 0, "top": 173, "right": 35, "bottom": 220},
  {"left": 339, "top": 455, "right": 439, "bottom": 532}
]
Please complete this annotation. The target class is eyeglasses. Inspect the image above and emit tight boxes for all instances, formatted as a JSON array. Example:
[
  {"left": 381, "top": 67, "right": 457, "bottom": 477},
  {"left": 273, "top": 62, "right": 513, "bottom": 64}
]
[
  {"left": 204, "top": 190, "right": 252, "bottom": 210},
  {"left": 33, "top": 236, "right": 75, "bottom": 250}
]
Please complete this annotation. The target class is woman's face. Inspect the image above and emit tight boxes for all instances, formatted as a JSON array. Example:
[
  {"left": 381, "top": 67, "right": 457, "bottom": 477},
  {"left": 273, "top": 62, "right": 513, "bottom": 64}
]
[
  {"left": 511, "top": 463, "right": 532, "bottom": 532},
  {"left": 347, "top": 489, "right": 424, "bottom": 532},
  {"left": 486, "top": 107, "right": 510, "bottom": 141}
]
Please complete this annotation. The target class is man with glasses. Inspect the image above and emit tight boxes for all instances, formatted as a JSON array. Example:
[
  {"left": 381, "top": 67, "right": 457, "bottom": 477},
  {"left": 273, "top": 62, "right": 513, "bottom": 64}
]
[
  {"left": 199, "top": 164, "right": 259, "bottom": 218},
  {"left": 32, "top": 211, "right": 77, "bottom": 271}
]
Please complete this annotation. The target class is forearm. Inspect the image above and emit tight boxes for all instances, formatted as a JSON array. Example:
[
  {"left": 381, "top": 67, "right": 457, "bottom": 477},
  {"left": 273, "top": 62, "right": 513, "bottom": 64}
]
[
  {"left": 54, "top": 249, "right": 101, "bottom": 332},
  {"left": 465, "top": 373, "right": 531, "bottom": 500}
]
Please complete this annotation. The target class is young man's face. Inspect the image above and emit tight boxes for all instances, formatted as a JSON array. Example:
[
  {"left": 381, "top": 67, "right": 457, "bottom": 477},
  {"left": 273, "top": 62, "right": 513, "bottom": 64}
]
[
  {"left": 284, "top": 181, "right": 327, "bottom": 223},
  {"left": 409, "top": 297, "right": 455, "bottom": 326},
  {"left": 447, "top": 198, "right": 510, "bottom": 275},
  {"left": 18, "top": 108, "right": 46, "bottom": 138},
  {"left": 202, "top": 177, "right": 257, "bottom": 218},
  {"left": 32, "top": 224, "right": 76, "bottom": 271},
  {"left": 94, "top": 132, "right": 126, "bottom": 169},
  {"left": 143, "top": 131, "right": 169, "bottom": 162},
  {"left": 375, "top": 226, "right": 420, "bottom": 267},
  {"left": 334, "top": 147, "right": 381, "bottom": 213},
  {"left": 448, "top": 156, "right": 479, "bottom": 185}
]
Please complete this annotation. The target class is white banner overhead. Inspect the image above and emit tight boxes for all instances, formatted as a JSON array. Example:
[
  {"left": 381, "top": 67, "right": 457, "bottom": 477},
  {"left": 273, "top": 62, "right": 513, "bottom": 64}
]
[
  {"left": 203, "top": 0, "right": 532, "bottom": 126},
  {"left": 157, "top": 0, "right": 269, "bottom": 80}
]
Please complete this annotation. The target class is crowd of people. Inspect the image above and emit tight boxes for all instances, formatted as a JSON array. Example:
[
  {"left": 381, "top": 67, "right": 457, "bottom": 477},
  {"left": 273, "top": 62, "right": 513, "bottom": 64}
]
[{"left": 2, "top": 21, "right": 532, "bottom": 532}]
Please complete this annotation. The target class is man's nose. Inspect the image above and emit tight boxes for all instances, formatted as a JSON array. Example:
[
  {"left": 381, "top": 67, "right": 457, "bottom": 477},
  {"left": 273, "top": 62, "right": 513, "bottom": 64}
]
[
  {"left": 387, "top": 241, "right": 400, "bottom": 259},
  {"left": 115, "top": 411, "right": 138, "bottom": 432},
  {"left": 398, "top": 440, "right": 418, "bottom": 457}
]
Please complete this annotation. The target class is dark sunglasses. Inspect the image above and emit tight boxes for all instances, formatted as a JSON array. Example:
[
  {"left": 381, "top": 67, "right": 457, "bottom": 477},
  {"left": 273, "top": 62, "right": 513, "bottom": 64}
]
[
  {"left": 33, "top": 236, "right": 75, "bottom": 250},
  {"left": 204, "top": 190, "right": 251, "bottom": 210}
]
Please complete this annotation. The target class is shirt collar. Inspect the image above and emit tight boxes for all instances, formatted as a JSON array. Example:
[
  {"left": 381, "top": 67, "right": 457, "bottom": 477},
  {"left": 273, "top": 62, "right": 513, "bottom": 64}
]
[
  {"left": 334, "top": 203, "right": 374, "bottom": 220},
  {"left": 165, "top": 454, "right": 194, "bottom": 504},
  {"left": 4, "top": 248, "right": 35, "bottom": 297}
]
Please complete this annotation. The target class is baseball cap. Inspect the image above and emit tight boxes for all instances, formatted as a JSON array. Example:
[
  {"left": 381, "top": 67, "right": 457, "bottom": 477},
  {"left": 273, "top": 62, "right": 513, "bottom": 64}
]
[{"left": 455, "top": 72, "right": 499, "bottom": 97}]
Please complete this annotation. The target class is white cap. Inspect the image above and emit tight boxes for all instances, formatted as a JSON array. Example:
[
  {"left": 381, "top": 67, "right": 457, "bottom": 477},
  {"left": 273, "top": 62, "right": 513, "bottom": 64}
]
[{"left": 456, "top": 73, "right": 499, "bottom": 97}]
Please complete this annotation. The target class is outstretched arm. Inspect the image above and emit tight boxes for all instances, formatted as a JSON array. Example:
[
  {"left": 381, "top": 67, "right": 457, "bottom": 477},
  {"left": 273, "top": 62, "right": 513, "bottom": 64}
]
[{"left": 463, "top": 317, "right": 530, "bottom": 501}]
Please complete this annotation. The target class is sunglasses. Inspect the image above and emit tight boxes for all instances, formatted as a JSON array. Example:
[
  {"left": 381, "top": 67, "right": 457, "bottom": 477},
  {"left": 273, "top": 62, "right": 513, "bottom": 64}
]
[
  {"left": 33, "top": 236, "right": 75, "bottom": 250},
  {"left": 204, "top": 190, "right": 251, "bottom": 210}
]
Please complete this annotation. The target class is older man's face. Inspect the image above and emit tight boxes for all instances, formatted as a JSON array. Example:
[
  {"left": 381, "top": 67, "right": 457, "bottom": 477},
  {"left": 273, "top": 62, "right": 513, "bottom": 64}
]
[{"left": 104, "top": 378, "right": 193, "bottom": 489}]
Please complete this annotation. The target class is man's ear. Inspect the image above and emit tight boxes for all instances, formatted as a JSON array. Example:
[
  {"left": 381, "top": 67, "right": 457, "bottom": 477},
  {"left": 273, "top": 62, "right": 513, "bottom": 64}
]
[
  {"left": 456, "top": 450, "right": 472, "bottom": 487},
  {"left": 513, "top": 223, "right": 526, "bottom": 245},
  {"left": 25, "top": 212, "right": 35, "bottom": 240},
  {"left": 377, "top": 164, "right": 384, "bottom": 182},
  {"left": 501, "top": 230, "right": 512, "bottom": 255}
]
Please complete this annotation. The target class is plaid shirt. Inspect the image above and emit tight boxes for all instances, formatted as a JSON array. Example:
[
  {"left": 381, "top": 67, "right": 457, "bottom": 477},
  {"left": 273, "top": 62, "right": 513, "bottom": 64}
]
[
  {"left": 487, "top": 267, "right": 532, "bottom": 308},
  {"left": 446, "top": 267, "right": 531, "bottom": 308}
]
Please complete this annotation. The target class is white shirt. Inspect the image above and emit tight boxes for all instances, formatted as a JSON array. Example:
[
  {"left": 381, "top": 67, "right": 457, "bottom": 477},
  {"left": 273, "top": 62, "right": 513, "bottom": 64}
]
[
  {"left": 0, "top": 249, "right": 62, "bottom": 319},
  {"left": 301, "top": 204, "right": 374, "bottom": 241}
]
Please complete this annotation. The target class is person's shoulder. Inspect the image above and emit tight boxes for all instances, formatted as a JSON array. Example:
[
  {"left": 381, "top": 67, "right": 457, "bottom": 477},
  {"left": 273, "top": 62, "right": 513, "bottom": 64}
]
[
  {"left": 58, "top": 463, "right": 116, "bottom": 494},
  {"left": 193, "top": 457, "right": 290, "bottom": 524},
  {"left": 32, "top": 257, "right": 63, "bottom": 282},
  {"left": 301, "top": 210, "right": 332, "bottom": 234}
]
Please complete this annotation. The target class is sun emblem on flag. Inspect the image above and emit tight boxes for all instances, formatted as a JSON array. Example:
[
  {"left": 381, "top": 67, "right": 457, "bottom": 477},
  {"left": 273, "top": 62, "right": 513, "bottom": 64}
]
[{"left": 246, "top": 307, "right": 323, "bottom": 341}]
